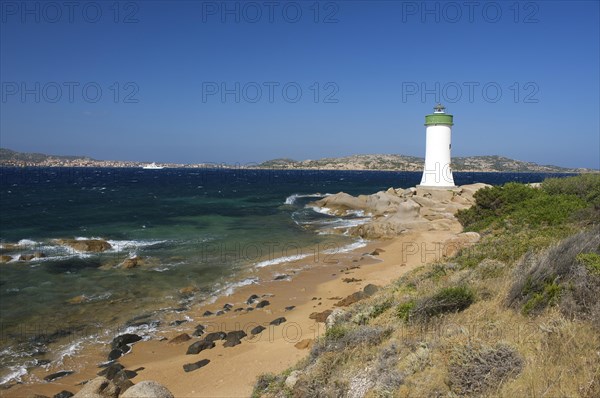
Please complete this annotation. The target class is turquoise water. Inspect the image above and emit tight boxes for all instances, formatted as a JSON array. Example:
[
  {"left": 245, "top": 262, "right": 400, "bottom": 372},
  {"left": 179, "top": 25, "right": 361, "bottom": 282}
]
[{"left": 0, "top": 167, "right": 567, "bottom": 385}]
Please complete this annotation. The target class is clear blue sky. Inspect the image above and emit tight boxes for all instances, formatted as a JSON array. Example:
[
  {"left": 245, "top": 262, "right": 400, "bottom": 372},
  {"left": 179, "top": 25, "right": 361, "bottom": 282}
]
[{"left": 1, "top": 0, "right": 598, "bottom": 168}]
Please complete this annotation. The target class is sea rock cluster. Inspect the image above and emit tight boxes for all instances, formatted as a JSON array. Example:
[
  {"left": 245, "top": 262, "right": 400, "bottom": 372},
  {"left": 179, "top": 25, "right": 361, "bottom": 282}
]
[{"left": 309, "top": 183, "right": 490, "bottom": 239}]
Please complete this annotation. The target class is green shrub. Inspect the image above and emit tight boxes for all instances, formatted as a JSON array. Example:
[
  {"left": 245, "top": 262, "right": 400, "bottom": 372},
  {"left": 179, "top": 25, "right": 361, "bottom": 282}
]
[
  {"left": 325, "top": 324, "right": 347, "bottom": 340},
  {"left": 370, "top": 300, "right": 392, "bottom": 318},
  {"left": 522, "top": 281, "right": 562, "bottom": 315},
  {"left": 508, "top": 228, "right": 600, "bottom": 321},
  {"left": 457, "top": 178, "right": 590, "bottom": 232},
  {"left": 577, "top": 253, "right": 600, "bottom": 275},
  {"left": 396, "top": 300, "right": 416, "bottom": 322},
  {"left": 542, "top": 174, "right": 600, "bottom": 206},
  {"left": 412, "top": 286, "right": 475, "bottom": 320}
]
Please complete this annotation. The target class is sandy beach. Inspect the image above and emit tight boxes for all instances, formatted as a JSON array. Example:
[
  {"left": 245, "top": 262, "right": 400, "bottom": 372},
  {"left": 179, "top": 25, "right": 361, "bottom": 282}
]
[{"left": 3, "top": 228, "right": 465, "bottom": 398}]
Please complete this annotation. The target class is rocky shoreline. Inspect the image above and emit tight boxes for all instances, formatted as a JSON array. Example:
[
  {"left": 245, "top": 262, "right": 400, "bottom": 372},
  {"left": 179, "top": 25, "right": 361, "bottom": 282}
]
[{"left": 1, "top": 184, "right": 490, "bottom": 397}]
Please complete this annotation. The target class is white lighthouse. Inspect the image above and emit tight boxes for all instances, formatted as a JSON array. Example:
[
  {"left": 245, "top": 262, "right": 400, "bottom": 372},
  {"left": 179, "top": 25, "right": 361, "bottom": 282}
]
[{"left": 419, "top": 104, "right": 455, "bottom": 187}]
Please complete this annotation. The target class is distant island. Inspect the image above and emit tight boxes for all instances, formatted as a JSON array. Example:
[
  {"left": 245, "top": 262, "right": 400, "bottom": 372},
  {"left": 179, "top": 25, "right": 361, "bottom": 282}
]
[{"left": 0, "top": 148, "right": 595, "bottom": 173}]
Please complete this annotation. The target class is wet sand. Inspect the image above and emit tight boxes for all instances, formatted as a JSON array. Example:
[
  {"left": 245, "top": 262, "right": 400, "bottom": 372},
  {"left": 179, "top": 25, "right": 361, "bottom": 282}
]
[{"left": 4, "top": 228, "right": 460, "bottom": 397}]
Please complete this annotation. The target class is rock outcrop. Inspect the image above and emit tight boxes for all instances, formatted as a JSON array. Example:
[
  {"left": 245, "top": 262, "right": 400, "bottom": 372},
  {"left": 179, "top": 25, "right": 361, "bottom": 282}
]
[
  {"left": 309, "top": 183, "right": 490, "bottom": 239},
  {"left": 56, "top": 239, "right": 112, "bottom": 252},
  {"left": 72, "top": 377, "right": 119, "bottom": 398},
  {"left": 120, "top": 381, "right": 174, "bottom": 398}
]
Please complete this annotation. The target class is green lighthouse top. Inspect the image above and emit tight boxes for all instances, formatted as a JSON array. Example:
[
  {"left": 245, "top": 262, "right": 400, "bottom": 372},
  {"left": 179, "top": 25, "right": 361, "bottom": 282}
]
[{"left": 425, "top": 103, "right": 454, "bottom": 126}]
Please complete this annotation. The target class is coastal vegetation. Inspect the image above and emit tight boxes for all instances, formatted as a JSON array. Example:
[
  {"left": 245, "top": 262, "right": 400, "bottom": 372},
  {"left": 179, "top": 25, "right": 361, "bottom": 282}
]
[{"left": 252, "top": 174, "right": 600, "bottom": 397}]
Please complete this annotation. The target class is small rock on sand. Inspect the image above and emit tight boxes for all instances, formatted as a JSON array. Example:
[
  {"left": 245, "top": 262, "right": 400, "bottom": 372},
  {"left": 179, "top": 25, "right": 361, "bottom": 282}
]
[
  {"left": 335, "top": 292, "right": 366, "bottom": 307},
  {"left": 203, "top": 331, "right": 227, "bottom": 342},
  {"left": 251, "top": 325, "right": 266, "bottom": 335},
  {"left": 183, "top": 359, "right": 210, "bottom": 372},
  {"left": 186, "top": 340, "right": 215, "bottom": 354},
  {"left": 256, "top": 300, "right": 270, "bottom": 308},
  {"left": 168, "top": 333, "right": 191, "bottom": 344},
  {"left": 309, "top": 310, "right": 332, "bottom": 323},
  {"left": 269, "top": 317, "right": 286, "bottom": 326}
]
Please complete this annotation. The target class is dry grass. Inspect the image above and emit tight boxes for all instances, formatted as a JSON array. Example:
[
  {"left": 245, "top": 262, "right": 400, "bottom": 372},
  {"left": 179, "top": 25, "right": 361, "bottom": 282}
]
[{"left": 254, "top": 225, "right": 600, "bottom": 398}]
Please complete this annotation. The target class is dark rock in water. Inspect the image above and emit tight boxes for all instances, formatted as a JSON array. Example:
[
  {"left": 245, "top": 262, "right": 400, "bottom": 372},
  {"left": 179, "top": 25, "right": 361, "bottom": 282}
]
[
  {"left": 270, "top": 317, "right": 287, "bottom": 326},
  {"left": 169, "top": 320, "right": 187, "bottom": 326},
  {"left": 31, "top": 329, "right": 72, "bottom": 346},
  {"left": 111, "top": 333, "right": 142, "bottom": 351},
  {"left": 363, "top": 284, "right": 380, "bottom": 296},
  {"left": 285, "top": 306, "right": 296, "bottom": 311},
  {"left": 183, "top": 359, "right": 210, "bottom": 372},
  {"left": 127, "top": 313, "right": 152, "bottom": 324},
  {"left": 46, "top": 258, "right": 103, "bottom": 273},
  {"left": 35, "top": 359, "right": 52, "bottom": 367},
  {"left": 223, "top": 303, "right": 233, "bottom": 311},
  {"left": 18, "top": 254, "right": 35, "bottom": 261},
  {"left": 215, "top": 310, "right": 225, "bottom": 316},
  {"left": 53, "top": 391, "right": 74, "bottom": 398},
  {"left": 127, "top": 319, "right": 160, "bottom": 328},
  {"left": 186, "top": 340, "right": 215, "bottom": 354},
  {"left": 246, "top": 307, "right": 254, "bottom": 312},
  {"left": 342, "top": 277, "right": 362, "bottom": 283},
  {"left": 168, "top": 333, "right": 191, "bottom": 344},
  {"left": 234, "top": 307, "right": 244, "bottom": 312},
  {"left": 97, "top": 363, "right": 124, "bottom": 379},
  {"left": 57, "top": 239, "right": 112, "bottom": 253},
  {"left": 250, "top": 325, "right": 266, "bottom": 335},
  {"left": 256, "top": 300, "right": 270, "bottom": 308},
  {"left": 108, "top": 348, "right": 125, "bottom": 361},
  {"left": 44, "top": 370, "right": 74, "bottom": 382},
  {"left": 203, "top": 310, "right": 214, "bottom": 316},
  {"left": 121, "top": 256, "right": 143, "bottom": 269},
  {"left": 203, "top": 331, "right": 227, "bottom": 342},
  {"left": 273, "top": 274, "right": 288, "bottom": 280},
  {"left": 246, "top": 294, "right": 259, "bottom": 304}
]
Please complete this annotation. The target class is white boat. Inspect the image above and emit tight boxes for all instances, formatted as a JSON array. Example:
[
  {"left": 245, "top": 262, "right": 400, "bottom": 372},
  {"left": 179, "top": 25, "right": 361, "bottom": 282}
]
[{"left": 142, "top": 162, "right": 164, "bottom": 170}]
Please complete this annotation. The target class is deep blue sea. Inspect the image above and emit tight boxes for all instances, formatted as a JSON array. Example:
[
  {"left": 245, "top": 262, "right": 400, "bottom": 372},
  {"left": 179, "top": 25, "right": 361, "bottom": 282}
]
[{"left": 0, "top": 167, "right": 573, "bottom": 385}]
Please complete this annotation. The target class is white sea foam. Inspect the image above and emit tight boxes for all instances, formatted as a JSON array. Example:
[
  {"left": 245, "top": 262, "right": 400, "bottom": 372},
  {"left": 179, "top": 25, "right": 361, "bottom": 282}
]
[
  {"left": 284, "top": 193, "right": 330, "bottom": 205},
  {"left": 0, "top": 365, "right": 28, "bottom": 385},
  {"left": 106, "top": 239, "right": 167, "bottom": 256},
  {"left": 254, "top": 253, "right": 312, "bottom": 268},
  {"left": 220, "top": 277, "right": 259, "bottom": 296},
  {"left": 309, "top": 206, "right": 335, "bottom": 215},
  {"left": 17, "top": 239, "right": 39, "bottom": 247},
  {"left": 323, "top": 239, "right": 367, "bottom": 254}
]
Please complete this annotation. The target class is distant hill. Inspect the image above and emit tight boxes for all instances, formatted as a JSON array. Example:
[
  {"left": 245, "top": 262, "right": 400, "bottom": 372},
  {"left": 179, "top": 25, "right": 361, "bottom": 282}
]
[
  {"left": 0, "top": 148, "right": 595, "bottom": 172},
  {"left": 0, "top": 148, "right": 95, "bottom": 163},
  {"left": 258, "top": 154, "right": 594, "bottom": 173}
]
